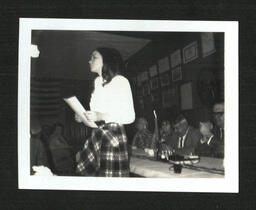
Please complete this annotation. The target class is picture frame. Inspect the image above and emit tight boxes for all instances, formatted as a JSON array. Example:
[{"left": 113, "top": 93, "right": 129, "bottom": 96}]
[
  {"left": 136, "top": 74, "right": 142, "bottom": 87},
  {"left": 183, "top": 41, "right": 198, "bottom": 64},
  {"left": 162, "top": 87, "right": 177, "bottom": 108},
  {"left": 143, "top": 82, "right": 151, "bottom": 96},
  {"left": 139, "top": 70, "right": 149, "bottom": 83},
  {"left": 151, "top": 91, "right": 161, "bottom": 102},
  {"left": 131, "top": 77, "right": 137, "bottom": 87},
  {"left": 158, "top": 56, "right": 170, "bottom": 73},
  {"left": 149, "top": 65, "right": 158, "bottom": 77},
  {"left": 138, "top": 98, "right": 144, "bottom": 109},
  {"left": 201, "top": 32, "right": 216, "bottom": 58},
  {"left": 172, "top": 66, "right": 182, "bottom": 82},
  {"left": 170, "top": 49, "right": 182, "bottom": 68},
  {"left": 159, "top": 73, "right": 170, "bottom": 87},
  {"left": 137, "top": 86, "right": 143, "bottom": 98},
  {"left": 150, "top": 77, "right": 159, "bottom": 90}
]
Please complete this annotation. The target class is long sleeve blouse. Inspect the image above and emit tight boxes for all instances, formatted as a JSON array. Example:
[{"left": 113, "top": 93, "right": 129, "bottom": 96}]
[{"left": 89, "top": 75, "right": 135, "bottom": 125}]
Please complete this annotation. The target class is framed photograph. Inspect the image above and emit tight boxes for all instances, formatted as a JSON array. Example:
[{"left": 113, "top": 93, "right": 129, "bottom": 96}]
[
  {"left": 136, "top": 74, "right": 142, "bottom": 87},
  {"left": 131, "top": 77, "right": 137, "bottom": 87},
  {"left": 140, "top": 70, "right": 149, "bottom": 82},
  {"left": 18, "top": 18, "right": 238, "bottom": 193},
  {"left": 159, "top": 73, "right": 170, "bottom": 87},
  {"left": 172, "top": 66, "right": 182, "bottom": 81},
  {"left": 150, "top": 77, "right": 159, "bottom": 90},
  {"left": 138, "top": 98, "right": 144, "bottom": 109},
  {"left": 149, "top": 65, "right": 158, "bottom": 77},
  {"left": 180, "top": 82, "right": 193, "bottom": 110},
  {"left": 143, "top": 82, "right": 151, "bottom": 96},
  {"left": 151, "top": 91, "right": 161, "bottom": 102},
  {"left": 183, "top": 41, "right": 198, "bottom": 64},
  {"left": 170, "top": 49, "right": 182, "bottom": 68},
  {"left": 158, "top": 56, "right": 170, "bottom": 73},
  {"left": 201, "top": 32, "right": 216, "bottom": 58},
  {"left": 162, "top": 87, "right": 177, "bottom": 108},
  {"left": 137, "top": 87, "right": 143, "bottom": 98}
]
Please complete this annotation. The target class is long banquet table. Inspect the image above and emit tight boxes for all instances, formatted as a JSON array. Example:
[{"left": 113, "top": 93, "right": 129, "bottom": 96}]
[{"left": 130, "top": 149, "right": 224, "bottom": 178}]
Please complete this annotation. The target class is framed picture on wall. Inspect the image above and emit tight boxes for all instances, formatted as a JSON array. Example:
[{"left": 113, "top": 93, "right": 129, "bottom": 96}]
[
  {"left": 139, "top": 70, "right": 149, "bottom": 83},
  {"left": 180, "top": 82, "right": 193, "bottom": 110},
  {"left": 151, "top": 91, "right": 161, "bottom": 102},
  {"left": 172, "top": 66, "right": 182, "bottom": 81},
  {"left": 137, "top": 87, "right": 143, "bottom": 98},
  {"left": 158, "top": 56, "right": 170, "bottom": 74},
  {"left": 159, "top": 73, "right": 170, "bottom": 87},
  {"left": 136, "top": 74, "right": 142, "bottom": 87},
  {"left": 201, "top": 32, "right": 216, "bottom": 58},
  {"left": 170, "top": 49, "right": 182, "bottom": 68},
  {"left": 138, "top": 98, "right": 144, "bottom": 109},
  {"left": 143, "top": 82, "right": 151, "bottom": 96},
  {"left": 131, "top": 77, "right": 137, "bottom": 87},
  {"left": 162, "top": 87, "right": 177, "bottom": 108},
  {"left": 149, "top": 65, "right": 158, "bottom": 77},
  {"left": 150, "top": 77, "right": 159, "bottom": 90},
  {"left": 183, "top": 41, "right": 198, "bottom": 64}
]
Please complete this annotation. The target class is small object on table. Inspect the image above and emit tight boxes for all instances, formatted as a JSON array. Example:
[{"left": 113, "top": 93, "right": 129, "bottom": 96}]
[
  {"left": 173, "top": 164, "right": 182, "bottom": 173},
  {"left": 147, "top": 149, "right": 155, "bottom": 157}
]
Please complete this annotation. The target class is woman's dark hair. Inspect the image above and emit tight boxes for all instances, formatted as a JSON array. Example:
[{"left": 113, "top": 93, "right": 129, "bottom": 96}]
[{"left": 96, "top": 47, "right": 125, "bottom": 86}]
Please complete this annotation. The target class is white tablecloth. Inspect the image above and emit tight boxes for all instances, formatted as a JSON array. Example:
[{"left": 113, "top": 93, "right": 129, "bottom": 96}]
[{"left": 130, "top": 149, "right": 224, "bottom": 178}]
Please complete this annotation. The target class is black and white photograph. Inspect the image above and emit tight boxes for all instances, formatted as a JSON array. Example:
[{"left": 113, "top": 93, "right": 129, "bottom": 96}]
[{"left": 18, "top": 19, "right": 238, "bottom": 192}]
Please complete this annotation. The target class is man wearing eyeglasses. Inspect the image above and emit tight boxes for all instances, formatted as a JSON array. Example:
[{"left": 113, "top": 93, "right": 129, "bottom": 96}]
[{"left": 212, "top": 102, "right": 225, "bottom": 158}]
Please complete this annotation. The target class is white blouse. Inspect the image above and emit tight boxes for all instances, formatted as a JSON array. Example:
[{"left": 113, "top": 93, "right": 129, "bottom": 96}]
[{"left": 89, "top": 75, "right": 135, "bottom": 125}]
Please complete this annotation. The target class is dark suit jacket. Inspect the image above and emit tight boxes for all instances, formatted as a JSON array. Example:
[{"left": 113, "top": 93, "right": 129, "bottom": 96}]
[
  {"left": 211, "top": 126, "right": 224, "bottom": 158},
  {"left": 173, "top": 126, "right": 201, "bottom": 156}
]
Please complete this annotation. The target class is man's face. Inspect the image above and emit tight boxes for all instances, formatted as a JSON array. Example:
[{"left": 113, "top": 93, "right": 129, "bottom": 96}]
[
  {"left": 161, "top": 121, "right": 171, "bottom": 133},
  {"left": 213, "top": 103, "right": 224, "bottom": 128},
  {"left": 136, "top": 120, "right": 145, "bottom": 131},
  {"left": 174, "top": 123, "right": 187, "bottom": 137},
  {"left": 213, "top": 112, "right": 224, "bottom": 128}
]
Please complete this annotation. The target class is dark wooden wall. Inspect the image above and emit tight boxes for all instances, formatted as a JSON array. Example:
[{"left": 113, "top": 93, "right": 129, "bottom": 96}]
[{"left": 127, "top": 32, "right": 224, "bottom": 130}]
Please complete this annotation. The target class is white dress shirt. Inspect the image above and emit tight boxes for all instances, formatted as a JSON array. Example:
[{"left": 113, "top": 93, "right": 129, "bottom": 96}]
[
  {"left": 89, "top": 75, "right": 135, "bottom": 125},
  {"left": 178, "top": 127, "right": 189, "bottom": 148}
]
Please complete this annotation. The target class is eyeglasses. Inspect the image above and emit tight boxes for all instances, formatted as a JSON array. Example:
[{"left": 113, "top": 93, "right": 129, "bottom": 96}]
[{"left": 213, "top": 112, "right": 224, "bottom": 116}]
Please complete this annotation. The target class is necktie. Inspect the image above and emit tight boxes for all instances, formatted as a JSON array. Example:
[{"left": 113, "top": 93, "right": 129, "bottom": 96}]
[
  {"left": 178, "top": 137, "right": 183, "bottom": 148},
  {"left": 220, "top": 128, "right": 224, "bottom": 141}
]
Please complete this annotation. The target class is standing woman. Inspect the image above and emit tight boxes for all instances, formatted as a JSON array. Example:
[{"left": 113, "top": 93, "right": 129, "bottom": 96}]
[{"left": 75, "top": 47, "right": 135, "bottom": 177}]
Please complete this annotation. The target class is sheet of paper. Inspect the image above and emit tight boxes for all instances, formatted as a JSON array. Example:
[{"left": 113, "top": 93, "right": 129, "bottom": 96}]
[{"left": 63, "top": 96, "right": 97, "bottom": 128}]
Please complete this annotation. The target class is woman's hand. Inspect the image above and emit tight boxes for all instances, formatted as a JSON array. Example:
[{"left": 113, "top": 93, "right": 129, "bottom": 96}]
[
  {"left": 74, "top": 113, "right": 83, "bottom": 123},
  {"left": 85, "top": 111, "right": 104, "bottom": 122}
]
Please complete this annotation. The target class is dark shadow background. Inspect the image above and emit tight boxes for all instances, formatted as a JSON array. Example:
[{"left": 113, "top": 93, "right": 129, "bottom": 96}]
[{"left": 0, "top": 0, "right": 255, "bottom": 209}]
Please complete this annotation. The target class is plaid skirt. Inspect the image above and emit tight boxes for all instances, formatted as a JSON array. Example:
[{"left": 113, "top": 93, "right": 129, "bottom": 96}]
[{"left": 76, "top": 123, "right": 130, "bottom": 177}]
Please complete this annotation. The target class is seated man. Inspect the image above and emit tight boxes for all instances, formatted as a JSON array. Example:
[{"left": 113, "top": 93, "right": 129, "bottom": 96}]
[
  {"left": 212, "top": 102, "right": 225, "bottom": 158},
  {"left": 131, "top": 118, "right": 154, "bottom": 150},
  {"left": 196, "top": 121, "right": 219, "bottom": 157},
  {"left": 30, "top": 119, "right": 49, "bottom": 174},
  {"left": 49, "top": 123, "right": 74, "bottom": 175},
  {"left": 172, "top": 114, "right": 201, "bottom": 156}
]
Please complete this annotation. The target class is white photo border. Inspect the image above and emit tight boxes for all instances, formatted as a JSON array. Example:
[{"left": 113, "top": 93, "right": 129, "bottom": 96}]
[{"left": 18, "top": 18, "right": 239, "bottom": 192}]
